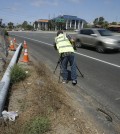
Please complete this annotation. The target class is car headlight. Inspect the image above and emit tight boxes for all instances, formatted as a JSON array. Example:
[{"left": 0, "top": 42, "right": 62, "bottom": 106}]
[{"left": 104, "top": 39, "right": 115, "bottom": 44}]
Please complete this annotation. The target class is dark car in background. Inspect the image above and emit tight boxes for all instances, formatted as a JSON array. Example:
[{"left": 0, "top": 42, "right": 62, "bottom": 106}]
[{"left": 75, "top": 28, "right": 120, "bottom": 53}]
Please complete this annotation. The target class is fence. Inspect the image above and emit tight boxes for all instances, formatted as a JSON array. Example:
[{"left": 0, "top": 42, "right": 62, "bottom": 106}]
[{"left": 0, "top": 28, "right": 9, "bottom": 72}]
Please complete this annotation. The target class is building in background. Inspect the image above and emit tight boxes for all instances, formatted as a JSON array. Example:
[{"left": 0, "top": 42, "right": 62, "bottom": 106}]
[
  {"left": 33, "top": 19, "right": 49, "bottom": 30},
  {"left": 33, "top": 15, "right": 86, "bottom": 31},
  {"left": 52, "top": 15, "right": 86, "bottom": 30},
  {"left": 108, "top": 24, "right": 120, "bottom": 32}
]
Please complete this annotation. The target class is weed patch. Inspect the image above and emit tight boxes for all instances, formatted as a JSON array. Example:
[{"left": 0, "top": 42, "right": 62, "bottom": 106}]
[
  {"left": 23, "top": 116, "right": 50, "bottom": 134},
  {"left": 10, "top": 64, "right": 27, "bottom": 84}
]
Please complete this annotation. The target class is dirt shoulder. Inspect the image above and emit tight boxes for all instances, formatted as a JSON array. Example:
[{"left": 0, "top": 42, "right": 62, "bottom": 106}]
[{"left": 0, "top": 56, "right": 100, "bottom": 134}]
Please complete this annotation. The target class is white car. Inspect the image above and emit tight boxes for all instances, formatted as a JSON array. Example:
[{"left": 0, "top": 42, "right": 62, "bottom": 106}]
[{"left": 75, "top": 28, "right": 120, "bottom": 53}]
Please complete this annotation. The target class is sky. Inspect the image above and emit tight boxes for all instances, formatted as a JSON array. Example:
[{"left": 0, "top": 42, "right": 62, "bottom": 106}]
[{"left": 0, "top": 0, "right": 120, "bottom": 25}]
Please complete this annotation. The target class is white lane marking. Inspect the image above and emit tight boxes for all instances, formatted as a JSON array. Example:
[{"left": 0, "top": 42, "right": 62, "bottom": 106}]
[
  {"left": 75, "top": 52, "right": 120, "bottom": 68},
  {"left": 13, "top": 34, "right": 120, "bottom": 68},
  {"left": 115, "top": 97, "right": 120, "bottom": 101},
  {"left": 14, "top": 34, "right": 52, "bottom": 46}
]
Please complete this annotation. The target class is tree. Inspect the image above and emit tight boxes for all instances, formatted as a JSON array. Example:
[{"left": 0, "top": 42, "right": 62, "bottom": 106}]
[
  {"left": 48, "top": 20, "right": 52, "bottom": 30},
  {"left": 22, "top": 21, "right": 28, "bottom": 30},
  {"left": 34, "top": 21, "right": 38, "bottom": 30},
  {"left": 8, "top": 22, "right": 14, "bottom": 30},
  {"left": 93, "top": 18, "right": 99, "bottom": 25},
  {"left": 1, "top": 23, "right": 6, "bottom": 28},
  {"left": 111, "top": 22, "right": 117, "bottom": 25},
  {"left": 103, "top": 21, "right": 109, "bottom": 28},
  {"left": 26, "top": 24, "right": 34, "bottom": 30},
  {"left": 48, "top": 20, "right": 56, "bottom": 30},
  {"left": 16, "top": 24, "right": 22, "bottom": 28},
  {"left": 0, "top": 19, "right": 2, "bottom": 27},
  {"left": 93, "top": 17, "right": 109, "bottom": 28},
  {"left": 98, "top": 17, "right": 104, "bottom": 25}
]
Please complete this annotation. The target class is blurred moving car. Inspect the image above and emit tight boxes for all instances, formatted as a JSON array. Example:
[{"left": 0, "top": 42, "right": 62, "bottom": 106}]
[{"left": 75, "top": 28, "right": 120, "bottom": 53}]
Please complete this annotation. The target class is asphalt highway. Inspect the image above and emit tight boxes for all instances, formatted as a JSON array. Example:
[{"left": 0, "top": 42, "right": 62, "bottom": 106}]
[{"left": 9, "top": 31, "right": 120, "bottom": 132}]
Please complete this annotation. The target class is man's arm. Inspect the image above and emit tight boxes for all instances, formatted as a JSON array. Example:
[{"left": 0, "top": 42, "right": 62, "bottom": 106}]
[
  {"left": 53, "top": 42, "right": 57, "bottom": 50},
  {"left": 66, "top": 34, "right": 77, "bottom": 50}
]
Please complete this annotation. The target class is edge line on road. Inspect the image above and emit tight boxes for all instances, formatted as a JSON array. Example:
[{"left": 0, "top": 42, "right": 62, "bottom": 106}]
[{"left": 75, "top": 52, "right": 120, "bottom": 68}]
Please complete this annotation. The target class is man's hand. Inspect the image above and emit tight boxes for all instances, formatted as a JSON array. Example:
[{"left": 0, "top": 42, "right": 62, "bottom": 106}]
[{"left": 53, "top": 43, "right": 57, "bottom": 50}]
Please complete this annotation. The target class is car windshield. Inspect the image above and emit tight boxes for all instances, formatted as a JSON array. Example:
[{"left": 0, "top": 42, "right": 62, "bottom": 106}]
[{"left": 98, "top": 29, "right": 113, "bottom": 36}]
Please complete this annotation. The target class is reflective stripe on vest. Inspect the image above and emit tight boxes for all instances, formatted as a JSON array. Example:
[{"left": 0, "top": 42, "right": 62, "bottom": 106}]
[
  {"left": 55, "top": 34, "right": 74, "bottom": 53},
  {"left": 59, "top": 45, "right": 72, "bottom": 48}
]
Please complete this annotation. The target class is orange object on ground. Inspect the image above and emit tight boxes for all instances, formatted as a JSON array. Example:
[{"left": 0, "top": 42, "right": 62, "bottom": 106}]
[
  {"left": 14, "top": 38, "right": 16, "bottom": 43},
  {"left": 21, "top": 49, "right": 29, "bottom": 63},
  {"left": 8, "top": 37, "right": 11, "bottom": 42},
  {"left": 9, "top": 40, "right": 16, "bottom": 51},
  {"left": 23, "top": 40, "right": 28, "bottom": 49}
]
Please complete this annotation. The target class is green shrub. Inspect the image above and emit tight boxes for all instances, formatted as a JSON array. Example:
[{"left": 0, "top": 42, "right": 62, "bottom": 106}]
[
  {"left": 4, "top": 30, "right": 9, "bottom": 36},
  {"left": 23, "top": 116, "right": 50, "bottom": 134},
  {"left": 10, "top": 65, "right": 27, "bottom": 84}
]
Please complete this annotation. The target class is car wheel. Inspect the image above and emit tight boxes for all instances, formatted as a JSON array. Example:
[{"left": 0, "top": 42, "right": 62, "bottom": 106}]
[
  {"left": 96, "top": 44, "right": 105, "bottom": 53},
  {"left": 118, "top": 48, "right": 120, "bottom": 52},
  {"left": 75, "top": 40, "right": 82, "bottom": 48}
]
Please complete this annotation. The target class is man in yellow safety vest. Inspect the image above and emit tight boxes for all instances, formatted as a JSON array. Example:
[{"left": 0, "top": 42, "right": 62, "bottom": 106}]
[{"left": 54, "top": 30, "right": 77, "bottom": 85}]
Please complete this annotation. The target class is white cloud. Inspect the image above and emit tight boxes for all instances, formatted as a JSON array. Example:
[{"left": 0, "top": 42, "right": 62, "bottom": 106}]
[{"left": 31, "top": 0, "right": 58, "bottom": 7}]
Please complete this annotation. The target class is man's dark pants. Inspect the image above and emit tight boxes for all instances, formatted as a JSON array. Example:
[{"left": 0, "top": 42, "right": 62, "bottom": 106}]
[{"left": 60, "top": 53, "right": 77, "bottom": 81}]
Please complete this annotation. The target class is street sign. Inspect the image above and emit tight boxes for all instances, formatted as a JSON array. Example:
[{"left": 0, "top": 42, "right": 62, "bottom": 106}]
[{"left": 55, "top": 18, "right": 65, "bottom": 23}]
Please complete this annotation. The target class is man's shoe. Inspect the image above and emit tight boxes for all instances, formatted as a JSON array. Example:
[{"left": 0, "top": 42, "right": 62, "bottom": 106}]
[
  {"left": 62, "top": 80, "right": 68, "bottom": 83},
  {"left": 72, "top": 80, "right": 77, "bottom": 85}
]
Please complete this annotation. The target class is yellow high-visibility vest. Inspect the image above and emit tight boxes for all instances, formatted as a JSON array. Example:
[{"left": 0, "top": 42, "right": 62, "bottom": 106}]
[{"left": 55, "top": 33, "right": 74, "bottom": 54}]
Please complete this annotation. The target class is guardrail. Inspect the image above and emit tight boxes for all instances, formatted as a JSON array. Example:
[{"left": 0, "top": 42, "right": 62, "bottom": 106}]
[{"left": 0, "top": 43, "right": 22, "bottom": 116}]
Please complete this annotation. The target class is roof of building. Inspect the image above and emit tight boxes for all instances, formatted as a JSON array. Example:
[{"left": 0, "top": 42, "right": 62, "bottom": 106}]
[
  {"left": 52, "top": 15, "right": 83, "bottom": 21},
  {"left": 108, "top": 25, "right": 120, "bottom": 27},
  {"left": 63, "top": 15, "right": 82, "bottom": 20},
  {"left": 52, "top": 15, "right": 87, "bottom": 23},
  {"left": 38, "top": 19, "right": 49, "bottom": 22}
]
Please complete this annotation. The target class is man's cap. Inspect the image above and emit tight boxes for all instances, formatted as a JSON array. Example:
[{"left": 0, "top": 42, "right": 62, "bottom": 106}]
[{"left": 57, "top": 30, "right": 63, "bottom": 36}]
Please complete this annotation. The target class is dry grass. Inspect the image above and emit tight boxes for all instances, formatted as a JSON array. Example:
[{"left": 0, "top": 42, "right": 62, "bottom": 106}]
[{"left": 0, "top": 61, "right": 97, "bottom": 134}]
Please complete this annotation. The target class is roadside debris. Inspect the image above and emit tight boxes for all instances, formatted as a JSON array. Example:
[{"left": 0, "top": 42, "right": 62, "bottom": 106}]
[{"left": 2, "top": 110, "right": 18, "bottom": 121}]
